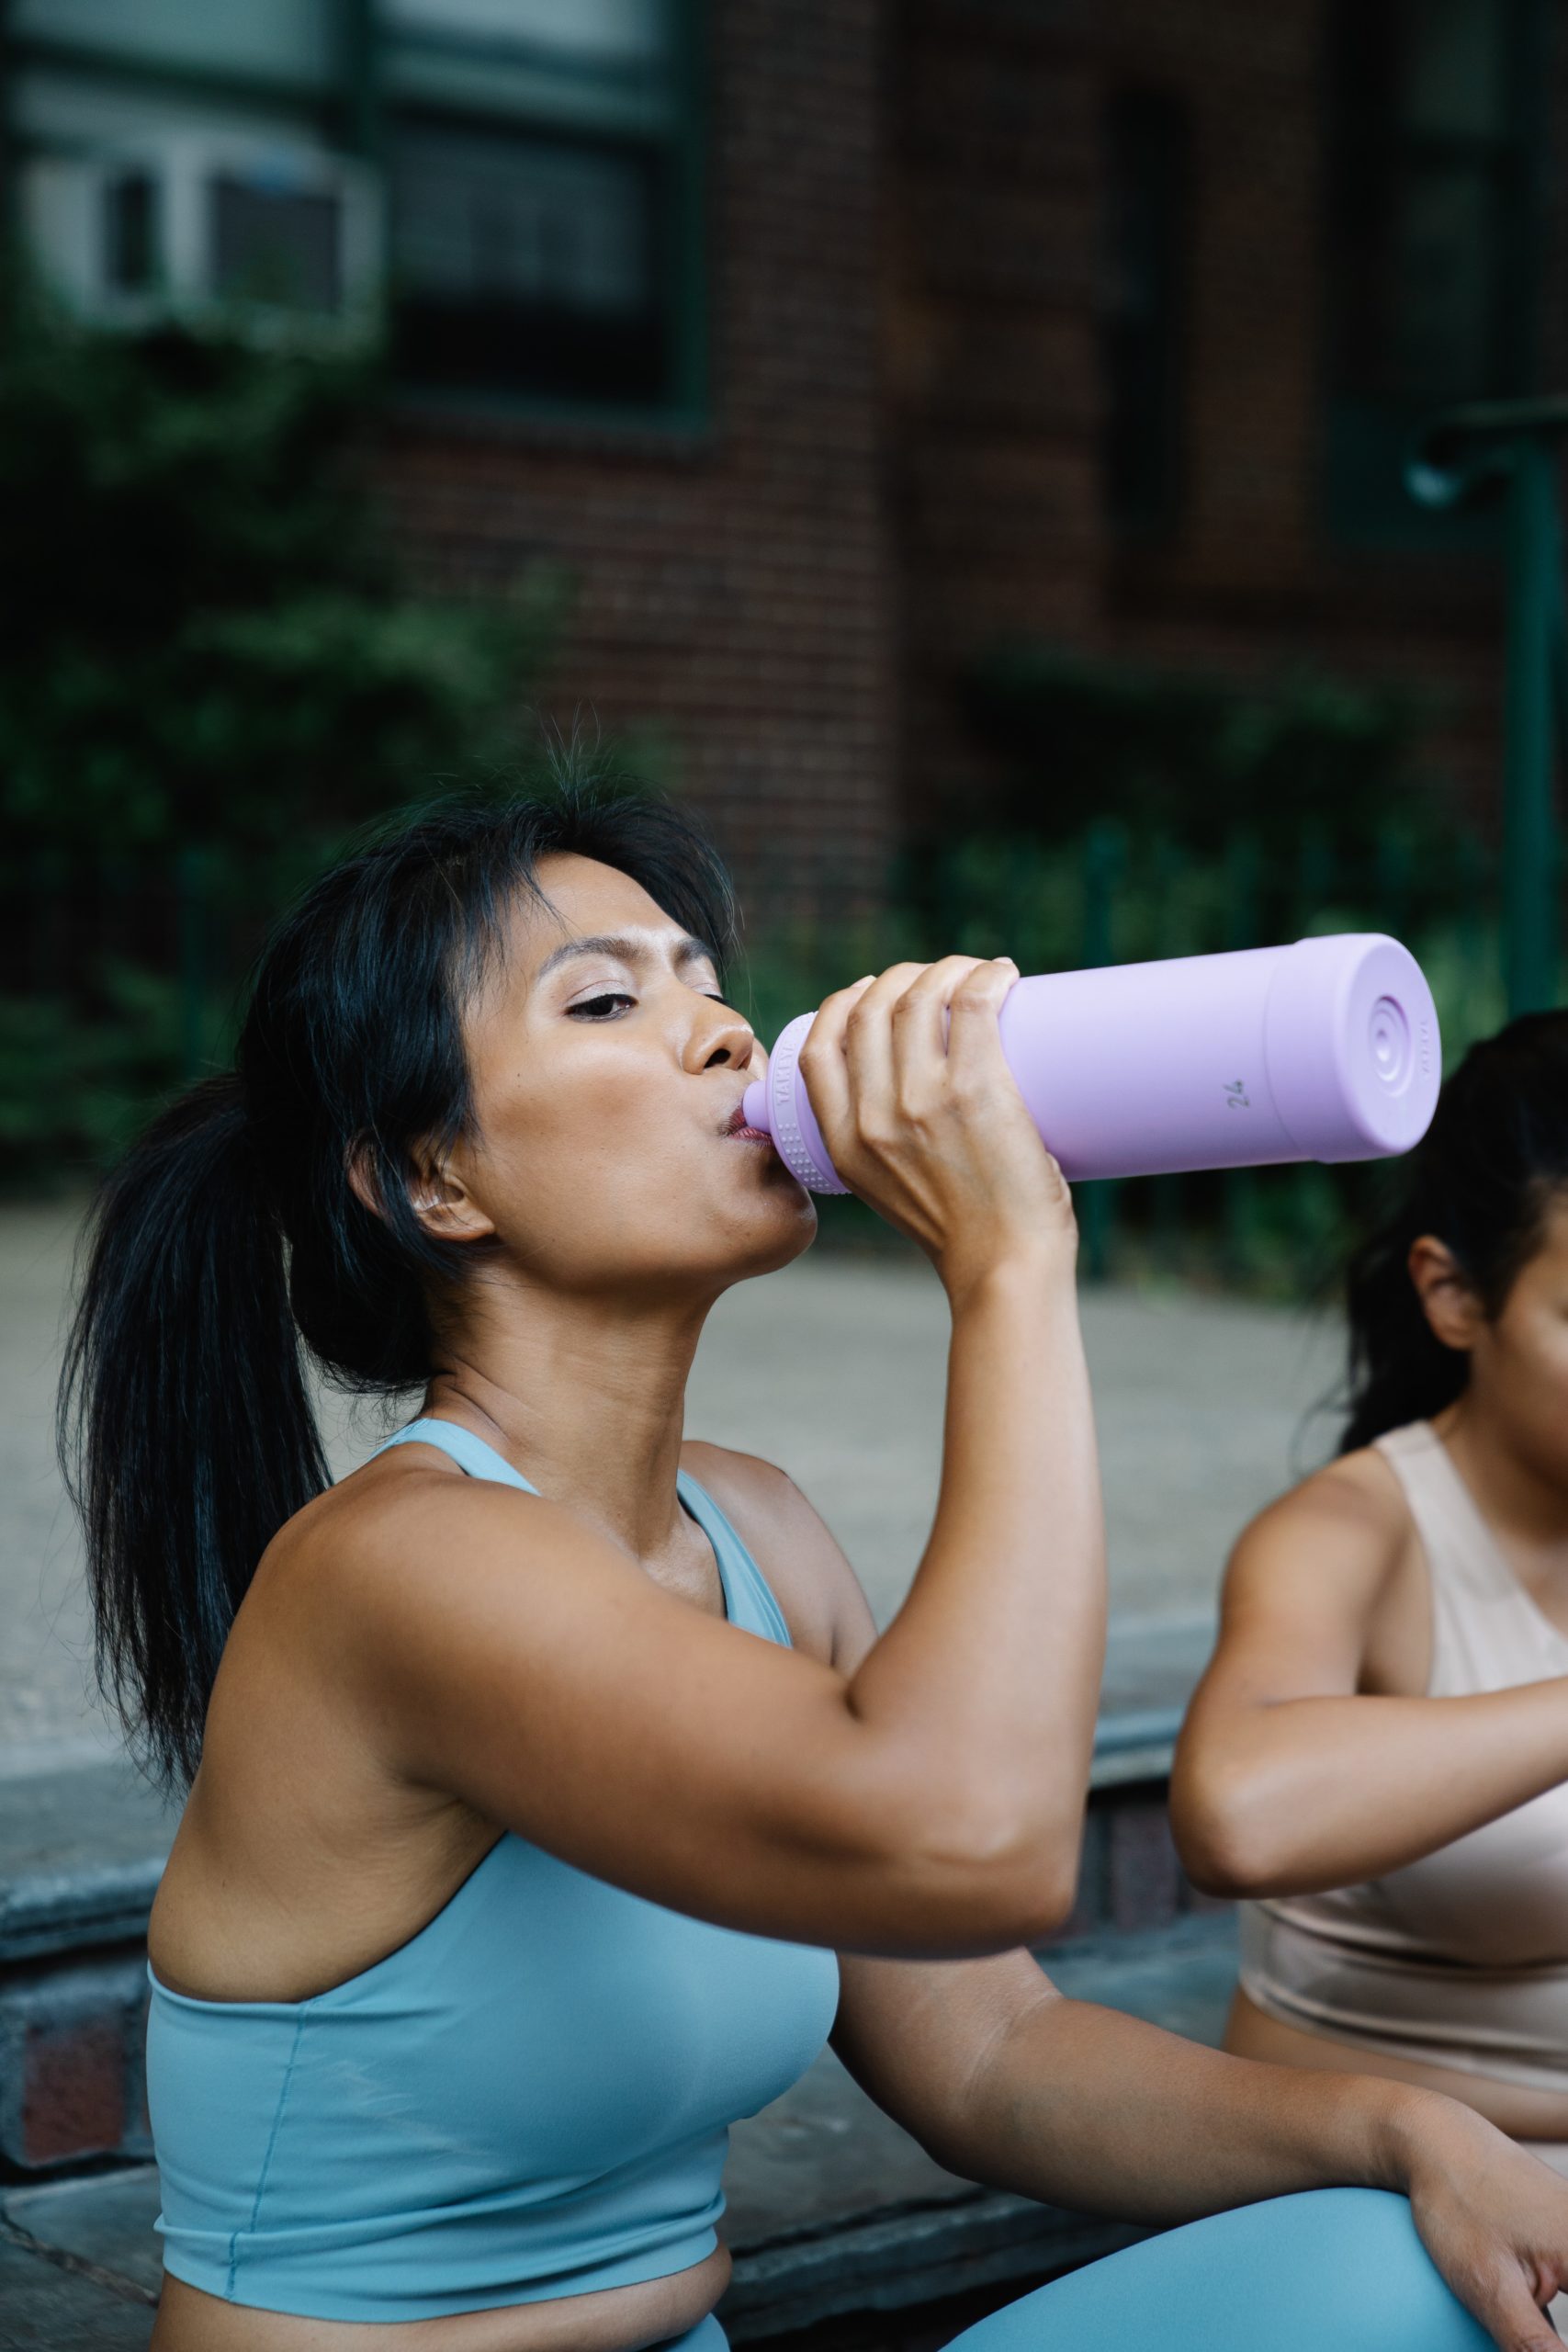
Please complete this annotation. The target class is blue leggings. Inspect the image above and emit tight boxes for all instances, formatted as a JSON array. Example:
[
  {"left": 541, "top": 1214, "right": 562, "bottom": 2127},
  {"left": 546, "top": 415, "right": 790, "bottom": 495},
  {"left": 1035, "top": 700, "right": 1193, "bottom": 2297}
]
[{"left": 668, "top": 2188, "right": 1493, "bottom": 2351}]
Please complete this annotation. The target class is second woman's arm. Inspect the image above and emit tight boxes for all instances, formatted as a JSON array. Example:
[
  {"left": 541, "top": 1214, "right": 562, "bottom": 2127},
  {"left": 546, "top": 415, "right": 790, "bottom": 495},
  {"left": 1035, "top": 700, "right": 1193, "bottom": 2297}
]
[{"left": 1171, "top": 1462, "right": 1568, "bottom": 1895}]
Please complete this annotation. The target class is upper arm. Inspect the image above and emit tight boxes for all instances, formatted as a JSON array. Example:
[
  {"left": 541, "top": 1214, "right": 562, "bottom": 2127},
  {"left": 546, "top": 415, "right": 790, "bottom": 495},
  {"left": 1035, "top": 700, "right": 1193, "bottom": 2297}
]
[
  {"left": 1171, "top": 1453, "right": 1411, "bottom": 1813},
  {"left": 698, "top": 1450, "right": 1067, "bottom": 2164},
  {"left": 307, "top": 1456, "right": 1040, "bottom": 1955},
  {"left": 1194, "top": 1455, "right": 1407, "bottom": 1704}
]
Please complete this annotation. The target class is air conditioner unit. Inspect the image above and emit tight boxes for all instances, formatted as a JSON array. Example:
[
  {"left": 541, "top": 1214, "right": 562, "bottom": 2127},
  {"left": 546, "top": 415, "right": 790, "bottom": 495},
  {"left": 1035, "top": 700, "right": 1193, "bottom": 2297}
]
[{"left": 20, "top": 132, "right": 383, "bottom": 345}]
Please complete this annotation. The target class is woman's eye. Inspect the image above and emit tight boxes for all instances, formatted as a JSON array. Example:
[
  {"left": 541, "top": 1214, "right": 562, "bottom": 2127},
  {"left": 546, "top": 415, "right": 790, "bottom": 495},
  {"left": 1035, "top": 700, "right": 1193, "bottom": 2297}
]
[{"left": 570, "top": 991, "right": 636, "bottom": 1019}]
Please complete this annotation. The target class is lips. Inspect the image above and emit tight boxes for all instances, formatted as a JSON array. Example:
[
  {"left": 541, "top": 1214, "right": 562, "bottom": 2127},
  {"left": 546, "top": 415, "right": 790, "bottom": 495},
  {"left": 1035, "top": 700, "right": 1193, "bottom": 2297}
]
[{"left": 723, "top": 1102, "right": 773, "bottom": 1142}]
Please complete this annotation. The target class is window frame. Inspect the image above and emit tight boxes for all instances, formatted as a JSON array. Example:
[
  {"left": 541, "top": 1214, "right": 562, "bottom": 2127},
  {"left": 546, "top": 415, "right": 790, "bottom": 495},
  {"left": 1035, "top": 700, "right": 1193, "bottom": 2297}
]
[
  {"left": 373, "top": 0, "right": 709, "bottom": 436},
  {"left": 2, "top": 0, "right": 710, "bottom": 438}
]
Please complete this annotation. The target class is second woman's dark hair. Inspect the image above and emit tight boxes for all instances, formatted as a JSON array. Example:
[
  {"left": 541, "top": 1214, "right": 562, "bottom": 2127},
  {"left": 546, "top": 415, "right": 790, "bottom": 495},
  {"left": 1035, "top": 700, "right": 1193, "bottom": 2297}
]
[
  {"left": 1340, "top": 1011, "right": 1568, "bottom": 1453},
  {"left": 59, "top": 778, "right": 739, "bottom": 1792}
]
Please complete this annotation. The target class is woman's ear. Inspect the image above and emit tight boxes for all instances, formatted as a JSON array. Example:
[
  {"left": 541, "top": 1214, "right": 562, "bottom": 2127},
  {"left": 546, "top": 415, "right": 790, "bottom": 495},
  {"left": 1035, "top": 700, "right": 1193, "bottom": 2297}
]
[
  {"left": 1407, "top": 1233, "right": 1483, "bottom": 1354},
  {"left": 346, "top": 1137, "right": 496, "bottom": 1248}
]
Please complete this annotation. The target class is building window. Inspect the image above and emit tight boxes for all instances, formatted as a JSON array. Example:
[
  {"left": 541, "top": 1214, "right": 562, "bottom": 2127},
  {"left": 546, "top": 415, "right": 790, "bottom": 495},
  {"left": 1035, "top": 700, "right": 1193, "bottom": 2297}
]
[
  {"left": 5, "top": 0, "right": 701, "bottom": 408},
  {"left": 211, "top": 175, "right": 344, "bottom": 316},
  {"left": 1101, "top": 88, "right": 1187, "bottom": 537},
  {"left": 390, "top": 123, "right": 666, "bottom": 403},
  {"left": 1323, "top": 0, "right": 1541, "bottom": 543},
  {"left": 382, "top": 0, "right": 702, "bottom": 415}
]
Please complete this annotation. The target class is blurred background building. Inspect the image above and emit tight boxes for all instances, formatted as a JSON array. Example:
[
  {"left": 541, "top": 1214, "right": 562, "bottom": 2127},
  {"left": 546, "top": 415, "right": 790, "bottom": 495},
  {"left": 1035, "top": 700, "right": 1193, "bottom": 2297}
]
[
  {"left": 5, "top": 0, "right": 1559, "bottom": 898},
  {"left": 1, "top": 0, "right": 1564, "bottom": 1285}
]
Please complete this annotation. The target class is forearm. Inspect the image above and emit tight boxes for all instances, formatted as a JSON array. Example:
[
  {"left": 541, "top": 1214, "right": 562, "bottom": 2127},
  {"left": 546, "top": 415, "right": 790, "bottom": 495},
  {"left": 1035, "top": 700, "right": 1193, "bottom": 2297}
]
[
  {"left": 847, "top": 1252, "right": 1105, "bottom": 1828},
  {"left": 933, "top": 1993, "right": 1413, "bottom": 2225},
  {"left": 1174, "top": 1681, "right": 1568, "bottom": 1894}
]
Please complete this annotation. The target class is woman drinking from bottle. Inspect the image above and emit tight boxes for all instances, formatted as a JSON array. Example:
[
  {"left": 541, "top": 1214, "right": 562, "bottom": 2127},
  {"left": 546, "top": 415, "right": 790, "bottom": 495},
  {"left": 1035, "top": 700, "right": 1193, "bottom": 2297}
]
[
  {"left": 64, "top": 786, "right": 1568, "bottom": 2352},
  {"left": 1173, "top": 1016, "right": 1568, "bottom": 2240}
]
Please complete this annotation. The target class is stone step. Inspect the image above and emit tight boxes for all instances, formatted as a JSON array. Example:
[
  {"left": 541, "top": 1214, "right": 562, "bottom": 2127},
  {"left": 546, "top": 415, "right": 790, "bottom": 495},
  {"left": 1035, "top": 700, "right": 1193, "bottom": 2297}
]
[
  {"left": 0, "top": 1917, "right": 1238, "bottom": 2348},
  {"left": 0, "top": 1614, "right": 1222, "bottom": 2180},
  {"left": 0, "top": 2230, "right": 157, "bottom": 2352},
  {"left": 0, "top": 1763, "right": 178, "bottom": 1969}
]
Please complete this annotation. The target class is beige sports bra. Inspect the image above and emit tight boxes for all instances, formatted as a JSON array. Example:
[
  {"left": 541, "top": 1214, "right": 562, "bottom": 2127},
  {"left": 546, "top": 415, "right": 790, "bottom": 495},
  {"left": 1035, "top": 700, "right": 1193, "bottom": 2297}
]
[{"left": 1237, "top": 1419, "right": 1568, "bottom": 2094}]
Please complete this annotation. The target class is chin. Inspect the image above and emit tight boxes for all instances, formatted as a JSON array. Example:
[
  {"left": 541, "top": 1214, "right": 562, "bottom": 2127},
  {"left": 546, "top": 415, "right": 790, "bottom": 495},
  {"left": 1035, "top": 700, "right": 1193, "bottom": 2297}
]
[
  {"left": 765, "top": 1205, "right": 818, "bottom": 1271},
  {"left": 716, "top": 1192, "right": 818, "bottom": 1285}
]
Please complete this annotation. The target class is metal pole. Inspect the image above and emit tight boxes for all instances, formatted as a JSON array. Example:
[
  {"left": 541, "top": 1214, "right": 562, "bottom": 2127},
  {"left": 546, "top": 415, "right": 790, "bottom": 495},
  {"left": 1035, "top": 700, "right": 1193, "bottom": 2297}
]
[{"left": 1502, "top": 435, "right": 1559, "bottom": 1013}]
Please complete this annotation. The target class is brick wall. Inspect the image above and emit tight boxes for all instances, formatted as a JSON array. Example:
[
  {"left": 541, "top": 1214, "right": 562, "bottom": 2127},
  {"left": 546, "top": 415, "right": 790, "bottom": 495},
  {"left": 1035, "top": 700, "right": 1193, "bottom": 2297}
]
[
  {"left": 1096, "top": 0, "right": 1506, "bottom": 800},
  {"left": 891, "top": 0, "right": 1568, "bottom": 827},
  {"left": 375, "top": 1, "right": 1565, "bottom": 875},
  {"left": 0, "top": 1952, "right": 151, "bottom": 2176},
  {"left": 888, "top": 0, "right": 1107, "bottom": 824},
  {"left": 382, "top": 0, "right": 896, "bottom": 921}
]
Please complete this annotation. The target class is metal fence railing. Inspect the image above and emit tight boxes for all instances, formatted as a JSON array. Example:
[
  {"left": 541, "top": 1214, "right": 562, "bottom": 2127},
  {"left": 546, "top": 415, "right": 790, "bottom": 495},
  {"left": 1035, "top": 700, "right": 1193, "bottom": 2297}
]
[
  {"left": 0, "top": 821, "right": 1530, "bottom": 1295},
  {"left": 736, "top": 821, "right": 1515, "bottom": 1293}
]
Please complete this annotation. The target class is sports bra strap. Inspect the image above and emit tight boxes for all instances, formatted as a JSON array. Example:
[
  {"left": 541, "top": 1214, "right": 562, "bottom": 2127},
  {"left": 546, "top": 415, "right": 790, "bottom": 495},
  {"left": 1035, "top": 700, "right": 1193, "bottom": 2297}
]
[
  {"left": 371, "top": 1418, "right": 540, "bottom": 1492},
  {"left": 368, "top": 1419, "right": 792, "bottom": 1649}
]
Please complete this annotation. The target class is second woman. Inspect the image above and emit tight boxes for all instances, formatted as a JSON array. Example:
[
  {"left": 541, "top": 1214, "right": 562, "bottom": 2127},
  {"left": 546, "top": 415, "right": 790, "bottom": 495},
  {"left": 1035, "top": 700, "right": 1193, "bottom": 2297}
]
[{"left": 1175, "top": 1013, "right": 1568, "bottom": 2194}]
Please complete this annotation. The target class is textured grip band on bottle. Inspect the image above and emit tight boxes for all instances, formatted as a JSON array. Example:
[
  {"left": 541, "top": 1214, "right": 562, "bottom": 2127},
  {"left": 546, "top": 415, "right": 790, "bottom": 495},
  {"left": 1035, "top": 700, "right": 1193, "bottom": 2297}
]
[{"left": 767, "top": 1015, "right": 849, "bottom": 1194}]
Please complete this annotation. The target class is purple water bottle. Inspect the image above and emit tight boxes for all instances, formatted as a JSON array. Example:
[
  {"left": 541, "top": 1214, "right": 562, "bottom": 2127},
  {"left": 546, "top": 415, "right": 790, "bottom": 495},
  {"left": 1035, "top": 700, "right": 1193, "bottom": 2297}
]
[{"left": 739, "top": 934, "right": 1440, "bottom": 1194}]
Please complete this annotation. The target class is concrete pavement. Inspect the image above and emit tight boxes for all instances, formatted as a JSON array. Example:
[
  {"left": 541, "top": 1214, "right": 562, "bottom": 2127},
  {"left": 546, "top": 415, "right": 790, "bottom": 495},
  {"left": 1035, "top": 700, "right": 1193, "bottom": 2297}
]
[{"left": 1, "top": 1199, "right": 1341, "bottom": 1764}]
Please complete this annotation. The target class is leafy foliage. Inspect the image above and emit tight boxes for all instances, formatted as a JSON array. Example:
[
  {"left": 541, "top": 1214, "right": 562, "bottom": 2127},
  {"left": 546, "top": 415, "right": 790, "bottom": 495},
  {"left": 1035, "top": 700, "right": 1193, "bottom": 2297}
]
[
  {"left": 0, "top": 966, "right": 197, "bottom": 1163},
  {"left": 0, "top": 299, "right": 559, "bottom": 857},
  {"left": 960, "top": 641, "right": 1448, "bottom": 855},
  {"left": 735, "top": 820, "right": 1506, "bottom": 1290},
  {"left": 0, "top": 299, "right": 561, "bottom": 1180}
]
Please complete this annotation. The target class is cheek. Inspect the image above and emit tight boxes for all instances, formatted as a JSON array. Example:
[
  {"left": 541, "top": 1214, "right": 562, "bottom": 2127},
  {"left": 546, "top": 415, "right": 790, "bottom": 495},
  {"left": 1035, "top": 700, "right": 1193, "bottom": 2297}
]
[
  {"left": 1538, "top": 1321, "right": 1568, "bottom": 1402},
  {"left": 472, "top": 1060, "right": 708, "bottom": 1241},
  {"left": 1495, "top": 1308, "right": 1568, "bottom": 1424},
  {"left": 473, "top": 1035, "right": 635, "bottom": 1174}
]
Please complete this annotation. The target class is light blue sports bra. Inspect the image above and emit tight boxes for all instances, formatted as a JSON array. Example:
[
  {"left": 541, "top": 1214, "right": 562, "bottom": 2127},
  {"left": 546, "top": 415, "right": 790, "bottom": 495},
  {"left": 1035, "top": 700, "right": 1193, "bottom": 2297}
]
[{"left": 147, "top": 1419, "right": 840, "bottom": 2322}]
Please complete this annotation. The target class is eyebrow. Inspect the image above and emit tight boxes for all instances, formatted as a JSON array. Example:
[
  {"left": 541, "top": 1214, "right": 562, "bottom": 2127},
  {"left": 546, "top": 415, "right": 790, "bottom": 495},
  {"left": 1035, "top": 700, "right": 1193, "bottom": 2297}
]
[{"left": 533, "top": 932, "right": 718, "bottom": 987}]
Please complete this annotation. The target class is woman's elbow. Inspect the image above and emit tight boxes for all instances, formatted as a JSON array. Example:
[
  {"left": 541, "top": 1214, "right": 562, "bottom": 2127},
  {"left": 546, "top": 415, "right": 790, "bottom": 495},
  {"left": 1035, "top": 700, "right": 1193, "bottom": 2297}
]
[
  {"left": 903, "top": 1787, "right": 1084, "bottom": 1946},
  {"left": 1169, "top": 1769, "right": 1285, "bottom": 1899}
]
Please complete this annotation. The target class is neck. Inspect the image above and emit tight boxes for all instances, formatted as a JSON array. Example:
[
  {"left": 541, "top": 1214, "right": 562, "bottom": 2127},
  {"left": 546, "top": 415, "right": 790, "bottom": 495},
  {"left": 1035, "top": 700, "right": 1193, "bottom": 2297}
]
[
  {"left": 423, "top": 1271, "right": 714, "bottom": 1566},
  {"left": 1436, "top": 1394, "right": 1568, "bottom": 1554}
]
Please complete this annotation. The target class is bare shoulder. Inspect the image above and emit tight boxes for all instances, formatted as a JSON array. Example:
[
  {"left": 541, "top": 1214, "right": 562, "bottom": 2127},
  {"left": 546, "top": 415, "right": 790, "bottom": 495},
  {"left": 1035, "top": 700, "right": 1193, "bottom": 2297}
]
[
  {"left": 1228, "top": 1442, "right": 1410, "bottom": 1592},
  {"left": 680, "top": 1440, "right": 877, "bottom": 1670},
  {"left": 231, "top": 1445, "right": 607, "bottom": 1723},
  {"left": 1205, "top": 1439, "right": 1418, "bottom": 1696},
  {"left": 260, "top": 1442, "right": 600, "bottom": 1629}
]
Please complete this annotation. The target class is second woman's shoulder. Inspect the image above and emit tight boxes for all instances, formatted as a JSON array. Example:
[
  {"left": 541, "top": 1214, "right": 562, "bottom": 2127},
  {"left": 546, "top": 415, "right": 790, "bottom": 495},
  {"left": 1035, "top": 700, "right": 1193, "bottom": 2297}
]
[
  {"left": 680, "top": 1442, "right": 878, "bottom": 1672},
  {"left": 1224, "top": 1436, "right": 1416, "bottom": 1610}
]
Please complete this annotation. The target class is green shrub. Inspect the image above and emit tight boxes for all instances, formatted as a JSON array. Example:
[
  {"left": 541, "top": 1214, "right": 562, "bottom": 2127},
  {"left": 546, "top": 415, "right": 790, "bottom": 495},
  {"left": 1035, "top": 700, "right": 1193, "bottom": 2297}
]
[
  {"left": 0, "top": 964, "right": 214, "bottom": 1167},
  {"left": 0, "top": 295, "right": 560, "bottom": 1180},
  {"left": 0, "top": 299, "right": 560, "bottom": 859},
  {"left": 737, "top": 821, "right": 1507, "bottom": 1293},
  {"left": 959, "top": 641, "right": 1448, "bottom": 857}
]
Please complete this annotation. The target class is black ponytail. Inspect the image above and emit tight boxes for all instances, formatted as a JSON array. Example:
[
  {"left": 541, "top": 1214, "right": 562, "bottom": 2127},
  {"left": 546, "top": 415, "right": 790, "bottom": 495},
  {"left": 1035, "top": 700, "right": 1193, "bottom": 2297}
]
[
  {"left": 1340, "top": 1011, "right": 1568, "bottom": 1453},
  {"left": 59, "top": 1078, "right": 329, "bottom": 1792},
  {"left": 59, "top": 776, "right": 738, "bottom": 1792}
]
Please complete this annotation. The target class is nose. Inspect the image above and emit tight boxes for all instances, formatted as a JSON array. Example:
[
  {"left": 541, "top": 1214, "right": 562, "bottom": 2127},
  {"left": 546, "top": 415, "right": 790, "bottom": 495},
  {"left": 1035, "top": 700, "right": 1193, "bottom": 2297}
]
[{"left": 688, "top": 998, "right": 757, "bottom": 1074}]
